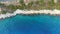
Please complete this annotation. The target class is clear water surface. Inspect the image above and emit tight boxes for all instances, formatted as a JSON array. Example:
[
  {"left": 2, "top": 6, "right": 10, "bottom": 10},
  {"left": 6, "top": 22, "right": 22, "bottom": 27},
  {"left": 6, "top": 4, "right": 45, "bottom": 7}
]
[{"left": 0, "top": 14, "right": 60, "bottom": 34}]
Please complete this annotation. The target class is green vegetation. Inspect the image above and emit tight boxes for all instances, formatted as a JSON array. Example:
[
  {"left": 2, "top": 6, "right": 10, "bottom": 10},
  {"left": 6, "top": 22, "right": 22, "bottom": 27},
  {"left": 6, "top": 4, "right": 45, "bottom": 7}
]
[
  {"left": 55, "top": 2, "right": 60, "bottom": 10},
  {"left": 1, "top": 0, "right": 60, "bottom": 12},
  {"left": 7, "top": 5, "right": 17, "bottom": 11},
  {"left": 1, "top": 11, "right": 6, "bottom": 14},
  {"left": 1, "top": 0, "right": 60, "bottom": 14}
]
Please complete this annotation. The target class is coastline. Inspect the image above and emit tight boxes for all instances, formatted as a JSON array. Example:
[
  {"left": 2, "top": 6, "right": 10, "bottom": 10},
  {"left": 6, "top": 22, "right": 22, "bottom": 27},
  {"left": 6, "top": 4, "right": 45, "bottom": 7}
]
[{"left": 0, "top": 9, "right": 60, "bottom": 19}]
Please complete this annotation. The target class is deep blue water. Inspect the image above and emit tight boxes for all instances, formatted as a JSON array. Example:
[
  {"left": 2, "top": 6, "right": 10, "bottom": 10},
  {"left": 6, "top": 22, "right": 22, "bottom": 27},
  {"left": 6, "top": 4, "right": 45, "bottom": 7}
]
[{"left": 0, "top": 14, "right": 60, "bottom": 34}]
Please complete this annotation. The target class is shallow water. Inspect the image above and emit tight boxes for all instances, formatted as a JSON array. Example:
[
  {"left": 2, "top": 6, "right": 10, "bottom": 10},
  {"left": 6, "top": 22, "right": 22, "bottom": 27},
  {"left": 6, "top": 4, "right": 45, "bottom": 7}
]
[{"left": 0, "top": 14, "right": 60, "bottom": 34}]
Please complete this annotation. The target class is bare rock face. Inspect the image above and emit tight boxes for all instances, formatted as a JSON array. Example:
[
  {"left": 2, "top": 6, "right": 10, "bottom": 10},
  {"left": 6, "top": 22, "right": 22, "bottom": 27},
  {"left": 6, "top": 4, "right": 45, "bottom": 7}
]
[
  {"left": 0, "top": 8, "right": 2, "bottom": 12},
  {"left": 54, "top": 0, "right": 57, "bottom": 3},
  {"left": 24, "top": 0, "right": 40, "bottom": 5},
  {"left": 0, "top": 0, "right": 20, "bottom": 6},
  {"left": 24, "top": 0, "right": 29, "bottom": 5}
]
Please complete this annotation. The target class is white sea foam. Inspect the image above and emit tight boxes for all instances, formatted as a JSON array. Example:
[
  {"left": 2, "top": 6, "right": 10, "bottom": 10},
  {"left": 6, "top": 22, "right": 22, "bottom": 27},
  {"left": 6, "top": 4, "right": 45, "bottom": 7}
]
[{"left": 0, "top": 9, "right": 60, "bottom": 19}]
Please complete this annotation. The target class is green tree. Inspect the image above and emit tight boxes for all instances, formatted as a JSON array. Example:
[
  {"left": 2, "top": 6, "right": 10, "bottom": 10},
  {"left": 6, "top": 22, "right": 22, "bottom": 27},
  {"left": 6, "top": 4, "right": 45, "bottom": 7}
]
[
  {"left": 1, "top": 11, "right": 6, "bottom": 14},
  {"left": 19, "top": 0, "right": 25, "bottom": 9}
]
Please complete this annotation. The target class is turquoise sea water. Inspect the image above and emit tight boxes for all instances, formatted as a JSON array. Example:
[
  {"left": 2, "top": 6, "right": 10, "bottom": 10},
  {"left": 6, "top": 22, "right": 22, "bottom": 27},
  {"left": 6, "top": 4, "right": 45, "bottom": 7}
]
[{"left": 0, "top": 14, "right": 60, "bottom": 34}]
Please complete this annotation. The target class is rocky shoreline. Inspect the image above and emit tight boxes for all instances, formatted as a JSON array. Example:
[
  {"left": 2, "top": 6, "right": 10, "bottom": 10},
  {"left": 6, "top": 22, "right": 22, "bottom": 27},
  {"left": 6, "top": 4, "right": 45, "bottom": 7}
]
[{"left": 0, "top": 9, "right": 60, "bottom": 19}]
